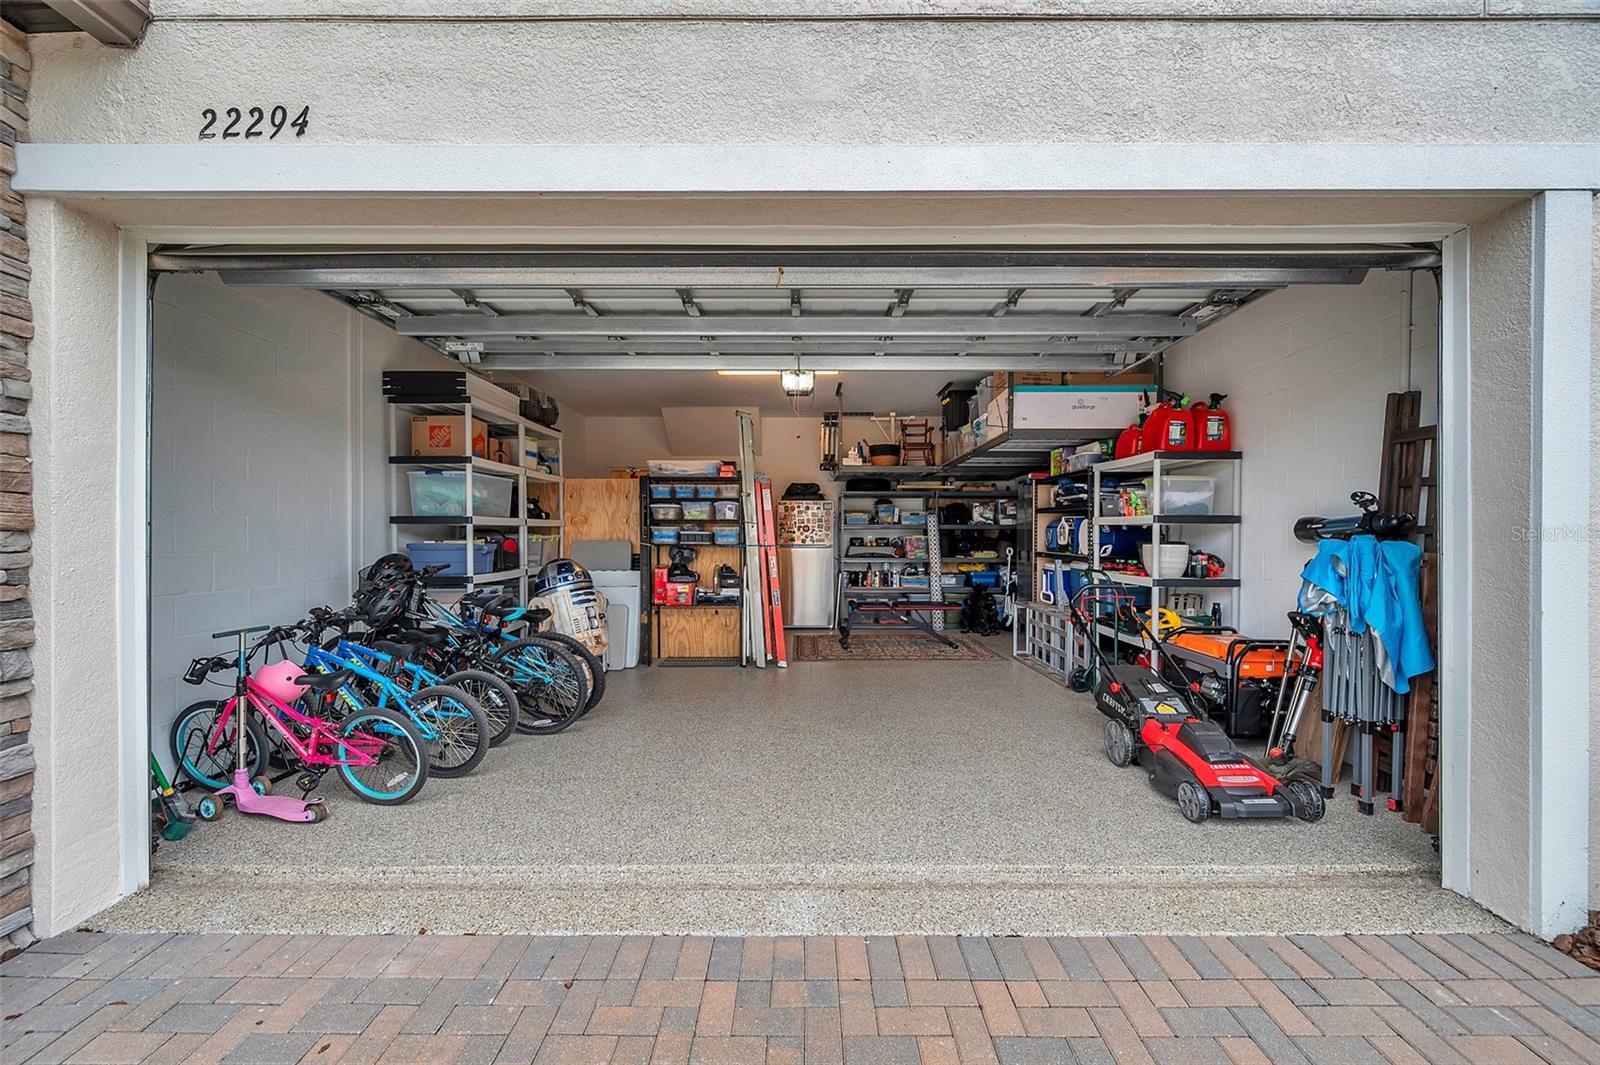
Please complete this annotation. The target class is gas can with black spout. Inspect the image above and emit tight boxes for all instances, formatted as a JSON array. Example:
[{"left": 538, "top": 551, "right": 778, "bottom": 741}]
[
  {"left": 1190, "top": 393, "right": 1232, "bottom": 451},
  {"left": 1139, "top": 390, "right": 1193, "bottom": 453}
]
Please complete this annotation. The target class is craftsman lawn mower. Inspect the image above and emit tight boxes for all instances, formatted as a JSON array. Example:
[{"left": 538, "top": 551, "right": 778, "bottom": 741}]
[{"left": 1066, "top": 579, "right": 1325, "bottom": 824}]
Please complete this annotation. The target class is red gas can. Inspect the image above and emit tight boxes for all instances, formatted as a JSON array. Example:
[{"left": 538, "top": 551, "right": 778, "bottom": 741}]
[
  {"left": 1190, "top": 392, "right": 1231, "bottom": 451},
  {"left": 1114, "top": 423, "right": 1143, "bottom": 459},
  {"left": 1139, "top": 393, "right": 1193, "bottom": 452}
]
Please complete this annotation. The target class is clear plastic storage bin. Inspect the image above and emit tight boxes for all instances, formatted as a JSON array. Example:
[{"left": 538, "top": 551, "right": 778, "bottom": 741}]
[
  {"left": 1150, "top": 476, "right": 1216, "bottom": 515},
  {"left": 406, "top": 470, "right": 516, "bottom": 517}
]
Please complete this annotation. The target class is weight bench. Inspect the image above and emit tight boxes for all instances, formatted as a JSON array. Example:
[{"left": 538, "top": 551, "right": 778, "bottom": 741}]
[{"left": 839, "top": 595, "right": 963, "bottom": 650}]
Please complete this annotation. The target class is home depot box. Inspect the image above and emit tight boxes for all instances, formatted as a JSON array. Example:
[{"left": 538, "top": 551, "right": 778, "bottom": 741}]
[{"left": 410, "top": 414, "right": 488, "bottom": 458}]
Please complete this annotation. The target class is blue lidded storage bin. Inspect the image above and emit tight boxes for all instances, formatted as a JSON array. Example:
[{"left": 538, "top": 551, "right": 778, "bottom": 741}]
[
  {"left": 650, "top": 484, "right": 674, "bottom": 499},
  {"left": 713, "top": 528, "right": 740, "bottom": 545},
  {"left": 405, "top": 541, "right": 497, "bottom": 576},
  {"left": 651, "top": 528, "right": 680, "bottom": 545},
  {"left": 673, "top": 484, "right": 698, "bottom": 499},
  {"left": 696, "top": 485, "right": 720, "bottom": 499}
]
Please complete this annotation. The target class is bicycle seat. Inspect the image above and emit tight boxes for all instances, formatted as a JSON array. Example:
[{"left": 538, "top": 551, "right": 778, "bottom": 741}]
[
  {"left": 398, "top": 629, "right": 447, "bottom": 646},
  {"left": 369, "top": 639, "right": 420, "bottom": 659},
  {"left": 297, "top": 669, "right": 352, "bottom": 691}
]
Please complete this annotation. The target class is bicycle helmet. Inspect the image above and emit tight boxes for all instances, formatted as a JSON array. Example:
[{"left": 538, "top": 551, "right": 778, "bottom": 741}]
[
  {"left": 357, "top": 580, "right": 414, "bottom": 631},
  {"left": 255, "top": 660, "right": 310, "bottom": 703},
  {"left": 533, "top": 558, "right": 593, "bottom": 596},
  {"left": 360, "top": 553, "right": 414, "bottom": 586}
]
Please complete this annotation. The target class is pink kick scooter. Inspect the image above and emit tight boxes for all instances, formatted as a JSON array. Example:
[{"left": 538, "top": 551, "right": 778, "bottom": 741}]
[{"left": 199, "top": 624, "right": 327, "bottom": 824}]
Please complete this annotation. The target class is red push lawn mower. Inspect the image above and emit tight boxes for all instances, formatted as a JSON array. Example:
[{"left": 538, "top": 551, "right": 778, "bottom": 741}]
[{"left": 1067, "top": 579, "right": 1325, "bottom": 824}]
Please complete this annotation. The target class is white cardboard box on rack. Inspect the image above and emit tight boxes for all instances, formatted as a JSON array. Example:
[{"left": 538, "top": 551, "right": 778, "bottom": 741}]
[{"left": 1011, "top": 384, "right": 1145, "bottom": 431}]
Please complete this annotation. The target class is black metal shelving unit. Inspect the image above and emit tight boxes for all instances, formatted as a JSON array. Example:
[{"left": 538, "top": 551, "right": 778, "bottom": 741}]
[{"left": 639, "top": 474, "right": 746, "bottom": 666}]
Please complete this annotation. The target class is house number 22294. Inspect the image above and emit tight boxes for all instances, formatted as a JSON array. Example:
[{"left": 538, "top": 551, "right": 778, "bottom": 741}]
[{"left": 198, "top": 105, "right": 310, "bottom": 140}]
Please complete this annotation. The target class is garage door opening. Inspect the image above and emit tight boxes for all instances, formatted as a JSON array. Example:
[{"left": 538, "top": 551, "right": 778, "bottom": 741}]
[{"left": 122, "top": 245, "right": 1489, "bottom": 935}]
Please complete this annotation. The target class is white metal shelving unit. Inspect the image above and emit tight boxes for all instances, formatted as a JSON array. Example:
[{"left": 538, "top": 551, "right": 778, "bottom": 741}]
[
  {"left": 387, "top": 395, "right": 564, "bottom": 598},
  {"left": 1021, "top": 449, "right": 1243, "bottom": 683}
]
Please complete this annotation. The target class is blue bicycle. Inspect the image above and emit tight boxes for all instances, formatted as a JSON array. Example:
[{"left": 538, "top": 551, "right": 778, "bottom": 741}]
[
  {"left": 300, "top": 628, "right": 490, "bottom": 778},
  {"left": 338, "top": 627, "right": 518, "bottom": 748}
]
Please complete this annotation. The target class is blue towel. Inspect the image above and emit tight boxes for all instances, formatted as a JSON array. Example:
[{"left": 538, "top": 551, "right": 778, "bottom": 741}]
[{"left": 1299, "top": 536, "right": 1434, "bottom": 694}]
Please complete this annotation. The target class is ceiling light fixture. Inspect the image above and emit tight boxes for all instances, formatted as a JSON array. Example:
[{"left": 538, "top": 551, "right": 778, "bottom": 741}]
[{"left": 781, "top": 369, "right": 816, "bottom": 397}]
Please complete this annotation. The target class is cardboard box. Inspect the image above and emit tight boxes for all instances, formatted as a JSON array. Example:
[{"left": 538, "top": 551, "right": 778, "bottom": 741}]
[
  {"left": 1013, "top": 371, "right": 1066, "bottom": 386},
  {"left": 411, "top": 415, "right": 488, "bottom": 458},
  {"left": 1065, "top": 370, "right": 1157, "bottom": 386},
  {"left": 984, "top": 394, "right": 1010, "bottom": 432}
]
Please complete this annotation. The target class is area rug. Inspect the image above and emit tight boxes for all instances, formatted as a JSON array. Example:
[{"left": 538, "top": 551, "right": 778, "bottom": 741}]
[{"left": 793, "top": 631, "right": 1001, "bottom": 662}]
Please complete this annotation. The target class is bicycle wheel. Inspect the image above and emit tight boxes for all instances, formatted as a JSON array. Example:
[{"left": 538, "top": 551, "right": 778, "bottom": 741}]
[
  {"left": 335, "top": 707, "right": 429, "bottom": 805},
  {"left": 527, "top": 632, "right": 606, "bottom": 713},
  {"left": 442, "top": 669, "right": 519, "bottom": 747},
  {"left": 493, "top": 639, "right": 587, "bottom": 736},
  {"left": 171, "top": 699, "right": 267, "bottom": 791},
  {"left": 409, "top": 685, "right": 490, "bottom": 777}
]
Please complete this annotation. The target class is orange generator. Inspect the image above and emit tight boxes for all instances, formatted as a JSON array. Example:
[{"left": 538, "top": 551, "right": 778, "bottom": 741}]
[{"left": 1152, "top": 626, "right": 1290, "bottom": 739}]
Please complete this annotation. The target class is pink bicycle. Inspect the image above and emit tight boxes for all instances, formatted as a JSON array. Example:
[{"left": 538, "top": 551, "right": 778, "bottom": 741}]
[{"left": 175, "top": 624, "right": 430, "bottom": 818}]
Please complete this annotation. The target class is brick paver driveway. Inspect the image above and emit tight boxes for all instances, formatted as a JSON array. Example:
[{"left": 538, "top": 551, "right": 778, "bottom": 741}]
[{"left": 2, "top": 932, "right": 1596, "bottom": 1064}]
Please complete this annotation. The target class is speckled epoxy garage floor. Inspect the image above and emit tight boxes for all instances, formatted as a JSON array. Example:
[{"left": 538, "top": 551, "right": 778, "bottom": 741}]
[{"left": 108, "top": 647, "right": 1497, "bottom": 936}]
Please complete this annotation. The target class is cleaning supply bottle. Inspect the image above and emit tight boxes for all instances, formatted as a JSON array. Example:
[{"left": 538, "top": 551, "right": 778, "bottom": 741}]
[
  {"left": 1190, "top": 392, "right": 1231, "bottom": 451},
  {"left": 1139, "top": 390, "right": 1192, "bottom": 452}
]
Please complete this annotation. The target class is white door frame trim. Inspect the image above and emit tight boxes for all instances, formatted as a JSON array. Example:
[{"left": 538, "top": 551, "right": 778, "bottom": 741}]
[
  {"left": 16, "top": 141, "right": 1600, "bottom": 197},
  {"left": 116, "top": 232, "right": 152, "bottom": 897},
  {"left": 1527, "top": 191, "right": 1594, "bottom": 938},
  {"left": 1437, "top": 227, "right": 1473, "bottom": 901}
]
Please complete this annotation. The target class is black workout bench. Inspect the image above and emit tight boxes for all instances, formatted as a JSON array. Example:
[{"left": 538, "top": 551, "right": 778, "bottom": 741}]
[{"left": 838, "top": 594, "right": 963, "bottom": 650}]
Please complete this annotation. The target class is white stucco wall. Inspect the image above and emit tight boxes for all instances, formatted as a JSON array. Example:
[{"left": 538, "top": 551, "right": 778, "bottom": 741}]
[
  {"left": 1467, "top": 200, "right": 1536, "bottom": 929},
  {"left": 28, "top": 201, "right": 126, "bottom": 935},
  {"left": 23, "top": 17, "right": 1600, "bottom": 146}
]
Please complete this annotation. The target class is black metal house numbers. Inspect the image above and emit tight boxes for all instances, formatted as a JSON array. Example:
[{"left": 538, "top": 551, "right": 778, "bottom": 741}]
[{"left": 198, "top": 105, "right": 310, "bottom": 141}]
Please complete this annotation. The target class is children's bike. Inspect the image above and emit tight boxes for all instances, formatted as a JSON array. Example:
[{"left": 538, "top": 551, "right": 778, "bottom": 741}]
[
  {"left": 301, "top": 631, "right": 491, "bottom": 779},
  {"left": 352, "top": 565, "right": 590, "bottom": 734},
  {"left": 306, "top": 607, "right": 518, "bottom": 748},
  {"left": 172, "top": 625, "right": 429, "bottom": 806},
  {"left": 458, "top": 590, "right": 607, "bottom": 714}
]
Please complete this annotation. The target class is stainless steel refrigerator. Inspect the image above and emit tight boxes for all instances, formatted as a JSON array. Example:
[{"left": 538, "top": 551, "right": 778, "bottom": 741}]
[{"left": 776, "top": 499, "right": 835, "bottom": 628}]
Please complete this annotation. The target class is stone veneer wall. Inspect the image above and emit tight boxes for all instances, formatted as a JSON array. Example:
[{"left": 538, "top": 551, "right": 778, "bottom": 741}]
[{"left": 0, "top": 20, "right": 34, "bottom": 948}]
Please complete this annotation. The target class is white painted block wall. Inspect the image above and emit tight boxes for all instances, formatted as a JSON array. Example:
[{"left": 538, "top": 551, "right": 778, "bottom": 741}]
[
  {"left": 149, "top": 274, "right": 454, "bottom": 769},
  {"left": 1164, "top": 270, "right": 1438, "bottom": 639}
]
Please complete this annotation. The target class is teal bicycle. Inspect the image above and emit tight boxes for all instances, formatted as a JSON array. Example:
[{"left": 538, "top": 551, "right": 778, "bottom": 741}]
[{"left": 352, "top": 562, "right": 591, "bottom": 735}]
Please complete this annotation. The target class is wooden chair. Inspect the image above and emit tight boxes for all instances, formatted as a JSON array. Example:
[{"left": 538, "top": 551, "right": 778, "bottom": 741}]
[{"left": 899, "top": 418, "right": 936, "bottom": 465}]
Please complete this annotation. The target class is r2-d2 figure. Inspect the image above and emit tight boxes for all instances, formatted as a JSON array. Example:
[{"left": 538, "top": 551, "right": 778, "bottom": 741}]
[{"left": 528, "top": 559, "right": 609, "bottom": 660}]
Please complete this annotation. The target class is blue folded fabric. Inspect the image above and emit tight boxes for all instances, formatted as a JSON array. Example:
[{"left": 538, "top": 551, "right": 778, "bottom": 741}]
[{"left": 1299, "top": 535, "right": 1434, "bottom": 694}]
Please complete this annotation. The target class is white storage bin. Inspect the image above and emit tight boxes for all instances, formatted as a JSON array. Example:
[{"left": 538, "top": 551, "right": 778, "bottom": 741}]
[
  {"left": 1151, "top": 476, "right": 1216, "bottom": 516},
  {"left": 406, "top": 469, "right": 516, "bottom": 517},
  {"left": 1140, "top": 542, "right": 1190, "bottom": 578}
]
